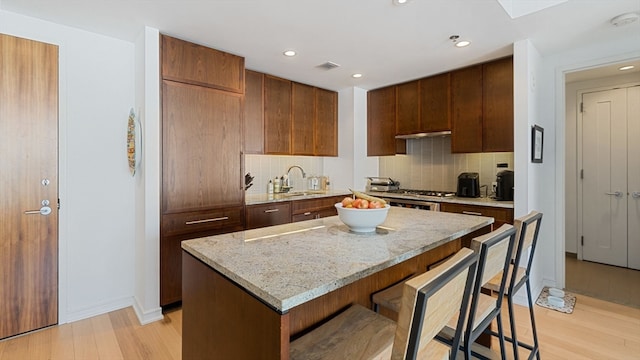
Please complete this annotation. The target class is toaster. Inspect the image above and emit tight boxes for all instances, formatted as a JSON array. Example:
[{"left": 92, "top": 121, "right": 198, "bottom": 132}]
[{"left": 457, "top": 172, "right": 480, "bottom": 198}]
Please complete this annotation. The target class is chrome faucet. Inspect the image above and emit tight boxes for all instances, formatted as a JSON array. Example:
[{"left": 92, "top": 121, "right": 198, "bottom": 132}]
[{"left": 286, "top": 165, "right": 306, "bottom": 187}]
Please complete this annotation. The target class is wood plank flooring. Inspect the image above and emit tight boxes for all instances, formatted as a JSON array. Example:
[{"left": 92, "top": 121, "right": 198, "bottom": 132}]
[{"left": 1, "top": 294, "right": 638, "bottom": 359}]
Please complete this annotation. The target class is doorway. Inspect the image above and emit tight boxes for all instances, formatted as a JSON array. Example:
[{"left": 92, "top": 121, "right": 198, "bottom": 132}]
[{"left": 0, "top": 34, "right": 59, "bottom": 339}]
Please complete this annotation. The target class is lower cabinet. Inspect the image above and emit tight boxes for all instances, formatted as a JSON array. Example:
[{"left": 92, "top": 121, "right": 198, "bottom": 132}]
[
  {"left": 291, "top": 196, "right": 344, "bottom": 223},
  {"left": 440, "top": 203, "right": 513, "bottom": 229},
  {"left": 245, "top": 202, "right": 292, "bottom": 230}
]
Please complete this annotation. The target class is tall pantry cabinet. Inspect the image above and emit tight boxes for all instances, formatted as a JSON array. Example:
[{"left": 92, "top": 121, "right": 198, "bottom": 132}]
[{"left": 160, "top": 35, "right": 245, "bottom": 306}]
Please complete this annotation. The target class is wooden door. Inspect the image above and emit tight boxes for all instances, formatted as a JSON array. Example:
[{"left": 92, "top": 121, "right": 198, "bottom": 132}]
[
  {"left": 367, "top": 86, "right": 397, "bottom": 156},
  {"left": 0, "top": 34, "right": 58, "bottom": 339},
  {"left": 396, "top": 80, "right": 420, "bottom": 135},
  {"left": 582, "top": 88, "right": 628, "bottom": 267},
  {"left": 314, "top": 88, "right": 338, "bottom": 156},
  {"left": 162, "top": 80, "right": 243, "bottom": 213},
  {"left": 451, "top": 65, "right": 483, "bottom": 153},
  {"left": 482, "top": 57, "right": 513, "bottom": 152},
  {"left": 264, "top": 75, "right": 292, "bottom": 154},
  {"left": 627, "top": 86, "right": 640, "bottom": 270},
  {"left": 420, "top": 72, "right": 451, "bottom": 132},
  {"left": 244, "top": 70, "right": 264, "bottom": 154},
  {"left": 291, "top": 82, "right": 315, "bottom": 155}
]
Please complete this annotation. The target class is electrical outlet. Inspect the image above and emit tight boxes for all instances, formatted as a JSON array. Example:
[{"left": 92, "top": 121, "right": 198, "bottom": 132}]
[{"left": 492, "top": 182, "right": 497, "bottom": 193}]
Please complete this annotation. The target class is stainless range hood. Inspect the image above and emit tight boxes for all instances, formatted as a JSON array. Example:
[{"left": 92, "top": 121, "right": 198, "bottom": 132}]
[{"left": 395, "top": 130, "right": 451, "bottom": 139}]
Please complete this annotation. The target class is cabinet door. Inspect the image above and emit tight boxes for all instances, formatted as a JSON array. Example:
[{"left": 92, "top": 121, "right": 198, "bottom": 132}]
[
  {"left": 292, "top": 82, "right": 315, "bottom": 155},
  {"left": 440, "top": 203, "right": 513, "bottom": 229},
  {"left": 315, "top": 88, "right": 338, "bottom": 156},
  {"left": 264, "top": 75, "right": 292, "bottom": 154},
  {"left": 420, "top": 72, "right": 451, "bottom": 132},
  {"left": 396, "top": 80, "right": 420, "bottom": 135},
  {"left": 483, "top": 57, "right": 513, "bottom": 152},
  {"left": 246, "top": 202, "right": 291, "bottom": 230},
  {"left": 161, "top": 35, "right": 244, "bottom": 93},
  {"left": 451, "top": 65, "right": 483, "bottom": 153},
  {"left": 244, "top": 70, "right": 264, "bottom": 154},
  {"left": 162, "top": 80, "right": 243, "bottom": 213},
  {"left": 368, "top": 86, "right": 398, "bottom": 156}
]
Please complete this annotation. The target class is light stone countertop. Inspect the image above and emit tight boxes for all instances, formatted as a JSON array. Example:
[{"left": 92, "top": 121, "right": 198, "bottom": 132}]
[
  {"left": 182, "top": 207, "right": 493, "bottom": 313},
  {"left": 368, "top": 191, "right": 514, "bottom": 209},
  {"left": 245, "top": 189, "right": 351, "bottom": 206}
]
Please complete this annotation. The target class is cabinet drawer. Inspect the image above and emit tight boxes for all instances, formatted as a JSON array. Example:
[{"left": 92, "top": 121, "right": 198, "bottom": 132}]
[
  {"left": 292, "top": 211, "right": 319, "bottom": 223},
  {"left": 440, "top": 203, "right": 513, "bottom": 227},
  {"left": 291, "top": 196, "right": 344, "bottom": 214},
  {"left": 162, "top": 207, "right": 244, "bottom": 238},
  {"left": 246, "top": 202, "right": 292, "bottom": 230}
]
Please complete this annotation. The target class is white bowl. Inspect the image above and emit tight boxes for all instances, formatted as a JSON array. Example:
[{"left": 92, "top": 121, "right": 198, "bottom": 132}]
[{"left": 335, "top": 203, "right": 391, "bottom": 233}]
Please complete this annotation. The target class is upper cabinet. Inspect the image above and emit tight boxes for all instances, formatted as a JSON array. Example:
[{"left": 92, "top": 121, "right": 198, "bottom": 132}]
[
  {"left": 452, "top": 57, "right": 513, "bottom": 153},
  {"left": 264, "top": 75, "right": 292, "bottom": 154},
  {"left": 245, "top": 69, "right": 338, "bottom": 156},
  {"left": 368, "top": 86, "right": 406, "bottom": 156},
  {"left": 420, "top": 72, "right": 451, "bottom": 132},
  {"left": 482, "top": 57, "right": 514, "bottom": 152},
  {"left": 396, "top": 80, "right": 420, "bottom": 135},
  {"left": 161, "top": 35, "right": 244, "bottom": 93}
]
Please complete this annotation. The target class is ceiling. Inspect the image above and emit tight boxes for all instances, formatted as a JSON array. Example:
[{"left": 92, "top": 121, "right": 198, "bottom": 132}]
[{"left": 2, "top": 0, "right": 639, "bottom": 91}]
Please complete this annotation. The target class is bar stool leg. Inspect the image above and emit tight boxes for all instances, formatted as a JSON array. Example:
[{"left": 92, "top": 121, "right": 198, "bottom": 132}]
[
  {"left": 525, "top": 280, "right": 541, "bottom": 360},
  {"left": 507, "top": 294, "right": 520, "bottom": 360}
]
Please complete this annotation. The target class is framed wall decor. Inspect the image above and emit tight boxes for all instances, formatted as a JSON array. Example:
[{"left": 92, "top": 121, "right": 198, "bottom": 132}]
[{"left": 531, "top": 125, "right": 544, "bottom": 163}]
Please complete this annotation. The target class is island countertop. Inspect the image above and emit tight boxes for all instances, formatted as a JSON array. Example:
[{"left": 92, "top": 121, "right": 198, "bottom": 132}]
[{"left": 181, "top": 207, "right": 493, "bottom": 313}]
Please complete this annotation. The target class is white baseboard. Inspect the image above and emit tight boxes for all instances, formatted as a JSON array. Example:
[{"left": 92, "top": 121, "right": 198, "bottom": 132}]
[
  {"left": 64, "top": 296, "right": 133, "bottom": 324},
  {"left": 132, "top": 297, "right": 163, "bottom": 325}
]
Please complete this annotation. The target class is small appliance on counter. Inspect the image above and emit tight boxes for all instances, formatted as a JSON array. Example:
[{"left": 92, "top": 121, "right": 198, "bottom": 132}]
[
  {"left": 496, "top": 170, "right": 514, "bottom": 201},
  {"left": 457, "top": 172, "right": 480, "bottom": 198},
  {"left": 366, "top": 177, "right": 400, "bottom": 192}
]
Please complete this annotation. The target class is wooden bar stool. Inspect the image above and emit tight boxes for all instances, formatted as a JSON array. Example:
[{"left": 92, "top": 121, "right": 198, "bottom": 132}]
[
  {"left": 482, "top": 211, "right": 543, "bottom": 360},
  {"left": 290, "top": 247, "right": 478, "bottom": 360},
  {"left": 438, "top": 224, "right": 517, "bottom": 360}
]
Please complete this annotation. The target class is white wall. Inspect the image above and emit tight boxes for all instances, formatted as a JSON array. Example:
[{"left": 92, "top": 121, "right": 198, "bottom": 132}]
[
  {"left": 1, "top": 10, "right": 137, "bottom": 323},
  {"left": 564, "top": 73, "right": 640, "bottom": 254}
]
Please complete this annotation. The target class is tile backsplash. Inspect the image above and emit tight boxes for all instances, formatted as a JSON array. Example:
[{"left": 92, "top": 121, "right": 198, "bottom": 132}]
[
  {"left": 244, "top": 155, "right": 324, "bottom": 194},
  {"left": 379, "top": 136, "right": 513, "bottom": 194}
]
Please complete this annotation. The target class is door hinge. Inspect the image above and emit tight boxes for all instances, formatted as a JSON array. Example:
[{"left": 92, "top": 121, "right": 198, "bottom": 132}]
[
  {"left": 580, "top": 102, "right": 584, "bottom": 113},
  {"left": 580, "top": 169, "right": 584, "bottom": 179},
  {"left": 581, "top": 236, "right": 584, "bottom": 246},
  {"left": 57, "top": 198, "right": 61, "bottom": 210}
]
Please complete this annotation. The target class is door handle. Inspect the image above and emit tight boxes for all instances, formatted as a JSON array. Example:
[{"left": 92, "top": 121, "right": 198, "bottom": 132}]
[
  {"left": 632, "top": 191, "right": 640, "bottom": 199},
  {"left": 24, "top": 206, "right": 52, "bottom": 215},
  {"left": 605, "top": 191, "right": 623, "bottom": 197}
]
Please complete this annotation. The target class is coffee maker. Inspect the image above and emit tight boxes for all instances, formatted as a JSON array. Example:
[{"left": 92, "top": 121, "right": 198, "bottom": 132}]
[{"left": 496, "top": 170, "right": 514, "bottom": 201}]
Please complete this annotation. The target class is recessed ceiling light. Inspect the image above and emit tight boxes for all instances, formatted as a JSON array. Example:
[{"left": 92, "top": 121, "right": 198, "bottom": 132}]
[
  {"left": 610, "top": 12, "right": 639, "bottom": 27},
  {"left": 283, "top": 50, "right": 296, "bottom": 57},
  {"left": 352, "top": 73, "right": 363, "bottom": 78},
  {"left": 455, "top": 40, "right": 471, "bottom": 48},
  {"left": 619, "top": 65, "right": 635, "bottom": 71},
  {"left": 393, "top": 0, "right": 408, "bottom": 5}
]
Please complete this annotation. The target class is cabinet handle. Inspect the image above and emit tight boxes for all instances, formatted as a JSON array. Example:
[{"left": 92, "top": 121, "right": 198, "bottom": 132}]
[
  {"left": 264, "top": 209, "right": 279, "bottom": 213},
  {"left": 303, "top": 212, "right": 312, "bottom": 216},
  {"left": 185, "top": 217, "right": 229, "bottom": 225},
  {"left": 462, "top": 211, "right": 483, "bottom": 216}
]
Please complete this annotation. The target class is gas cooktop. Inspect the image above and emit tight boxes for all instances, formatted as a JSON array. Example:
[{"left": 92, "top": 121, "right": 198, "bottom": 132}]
[{"left": 383, "top": 189, "right": 456, "bottom": 198}]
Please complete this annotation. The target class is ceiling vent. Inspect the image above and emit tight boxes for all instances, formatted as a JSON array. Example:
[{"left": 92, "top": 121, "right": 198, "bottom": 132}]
[
  {"left": 610, "top": 12, "right": 639, "bottom": 27},
  {"left": 318, "top": 61, "right": 341, "bottom": 70}
]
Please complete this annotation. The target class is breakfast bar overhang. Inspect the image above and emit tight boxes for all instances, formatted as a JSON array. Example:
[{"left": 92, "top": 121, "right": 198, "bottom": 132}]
[{"left": 181, "top": 207, "right": 493, "bottom": 359}]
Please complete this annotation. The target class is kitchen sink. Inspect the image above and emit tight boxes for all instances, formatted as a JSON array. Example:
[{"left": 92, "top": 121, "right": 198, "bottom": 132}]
[{"left": 282, "top": 190, "right": 327, "bottom": 197}]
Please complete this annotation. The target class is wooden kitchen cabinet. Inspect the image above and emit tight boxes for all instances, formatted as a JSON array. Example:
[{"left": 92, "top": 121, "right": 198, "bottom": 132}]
[
  {"left": 160, "top": 35, "right": 245, "bottom": 306},
  {"left": 482, "top": 57, "right": 513, "bottom": 152},
  {"left": 292, "top": 82, "right": 315, "bottom": 155},
  {"left": 291, "top": 196, "right": 344, "bottom": 223},
  {"left": 244, "top": 70, "right": 264, "bottom": 154},
  {"left": 161, "top": 35, "right": 244, "bottom": 93},
  {"left": 451, "top": 64, "right": 484, "bottom": 153},
  {"left": 246, "top": 202, "right": 292, "bottom": 230},
  {"left": 396, "top": 80, "right": 420, "bottom": 135},
  {"left": 440, "top": 203, "right": 513, "bottom": 229},
  {"left": 420, "top": 72, "right": 451, "bottom": 132},
  {"left": 314, "top": 88, "right": 338, "bottom": 156},
  {"left": 264, "top": 75, "right": 292, "bottom": 154},
  {"left": 368, "top": 86, "right": 406, "bottom": 156}
]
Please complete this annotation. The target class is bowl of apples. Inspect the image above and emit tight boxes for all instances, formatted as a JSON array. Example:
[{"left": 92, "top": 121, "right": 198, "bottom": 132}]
[{"left": 335, "top": 191, "right": 390, "bottom": 233}]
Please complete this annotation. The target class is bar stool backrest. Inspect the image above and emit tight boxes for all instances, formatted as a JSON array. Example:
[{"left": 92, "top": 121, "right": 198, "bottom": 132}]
[
  {"left": 391, "top": 248, "right": 478, "bottom": 360},
  {"left": 512, "top": 211, "right": 543, "bottom": 282}
]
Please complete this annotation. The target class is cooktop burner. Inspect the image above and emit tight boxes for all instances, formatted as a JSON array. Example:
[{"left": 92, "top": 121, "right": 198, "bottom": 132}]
[{"left": 385, "top": 189, "right": 456, "bottom": 197}]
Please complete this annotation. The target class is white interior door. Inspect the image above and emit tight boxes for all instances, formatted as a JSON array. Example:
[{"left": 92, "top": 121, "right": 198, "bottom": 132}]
[
  {"left": 581, "top": 88, "right": 628, "bottom": 267},
  {"left": 628, "top": 86, "right": 640, "bottom": 270}
]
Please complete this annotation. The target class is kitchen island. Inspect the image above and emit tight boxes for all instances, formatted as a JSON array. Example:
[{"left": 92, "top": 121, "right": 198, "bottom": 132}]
[{"left": 181, "top": 207, "right": 493, "bottom": 359}]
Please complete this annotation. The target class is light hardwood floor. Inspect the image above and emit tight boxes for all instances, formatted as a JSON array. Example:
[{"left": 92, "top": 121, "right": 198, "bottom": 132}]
[{"left": 1, "top": 295, "right": 638, "bottom": 359}]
